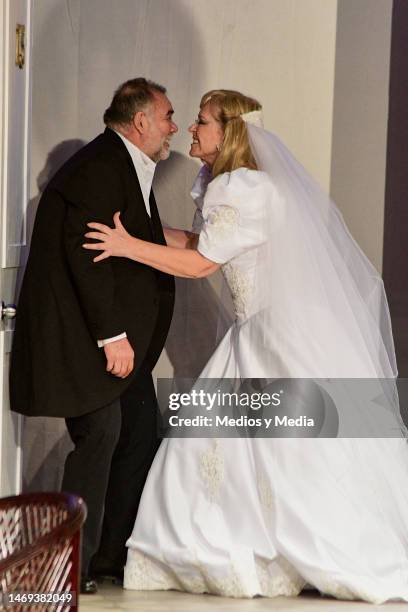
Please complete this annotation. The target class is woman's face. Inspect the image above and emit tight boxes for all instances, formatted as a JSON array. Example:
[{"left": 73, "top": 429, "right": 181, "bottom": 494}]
[{"left": 188, "top": 102, "right": 224, "bottom": 167}]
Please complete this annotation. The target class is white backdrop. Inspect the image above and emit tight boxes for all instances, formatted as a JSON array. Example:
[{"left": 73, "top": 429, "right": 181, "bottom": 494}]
[{"left": 23, "top": 0, "right": 392, "bottom": 491}]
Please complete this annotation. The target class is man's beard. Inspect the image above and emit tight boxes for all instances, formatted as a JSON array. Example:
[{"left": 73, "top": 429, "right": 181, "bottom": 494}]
[{"left": 153, "top": 138, "right": 171, "bottom": 162}]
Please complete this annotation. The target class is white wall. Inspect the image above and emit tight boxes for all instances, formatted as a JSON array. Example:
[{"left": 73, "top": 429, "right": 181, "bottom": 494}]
[
  {"left": 29, "top": 0, "right": 339, "bottom": 376},
  {"left": 31, "top": 0, "right": 338, "bottom": 215},
  {"left": 25, "top": 0, "right": 392, "bottom": 489}
]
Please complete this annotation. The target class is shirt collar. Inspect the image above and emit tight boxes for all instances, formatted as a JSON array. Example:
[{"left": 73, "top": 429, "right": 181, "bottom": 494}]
[{"left": 113, "top": 129, "right": 156, "bottom": 181}]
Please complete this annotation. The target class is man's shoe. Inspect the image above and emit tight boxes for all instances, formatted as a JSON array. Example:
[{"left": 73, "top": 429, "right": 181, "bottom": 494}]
[
  {"left": 90, "top": 557, "right": 124, "bottom": 585},
  {"left": 93, "top": 568, "right": 124, "bottom": 586},
  {"left": 80, "top": 575, "right": 98, "bottom": 594}
]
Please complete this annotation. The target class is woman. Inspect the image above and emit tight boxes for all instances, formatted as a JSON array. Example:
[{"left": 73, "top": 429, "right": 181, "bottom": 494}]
[{"left": 83, "top": 90, "right": 408, "bottom": 602}]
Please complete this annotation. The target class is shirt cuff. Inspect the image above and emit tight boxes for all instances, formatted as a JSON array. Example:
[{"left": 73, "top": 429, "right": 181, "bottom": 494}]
[{"left": 97, "top": 332, "right": 127, "bottom": 348}]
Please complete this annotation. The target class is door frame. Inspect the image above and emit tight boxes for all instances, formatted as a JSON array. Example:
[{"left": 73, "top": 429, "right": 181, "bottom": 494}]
[{"left": 0, "top": 0, "right": 32, "bottom": 496}]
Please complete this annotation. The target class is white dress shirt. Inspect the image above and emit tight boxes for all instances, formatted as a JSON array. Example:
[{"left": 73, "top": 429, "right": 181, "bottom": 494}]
[
  {"left": 114, "top": 130, "right": 156, "bottom": 217},
  {"left": 97, "top": 131, "right": 156, "bottom": 348}
]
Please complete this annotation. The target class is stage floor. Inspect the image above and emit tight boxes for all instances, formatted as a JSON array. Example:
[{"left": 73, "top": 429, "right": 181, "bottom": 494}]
[{"left": 79, "top": 583, "right": 408, "bottom": 611}]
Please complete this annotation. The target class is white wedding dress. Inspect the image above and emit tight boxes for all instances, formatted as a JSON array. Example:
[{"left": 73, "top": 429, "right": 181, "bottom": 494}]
[{"left": 124, "top": 167, "right": 408, "bottom": 603}]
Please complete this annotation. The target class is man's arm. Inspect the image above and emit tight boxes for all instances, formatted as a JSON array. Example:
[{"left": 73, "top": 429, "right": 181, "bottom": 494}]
[{"left": 62, "top": 160, "right": 134, "bottom": 377}]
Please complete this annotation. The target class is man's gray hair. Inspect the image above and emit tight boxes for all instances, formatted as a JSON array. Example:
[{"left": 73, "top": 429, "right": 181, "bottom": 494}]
[{"left": 103, "top": 78, "right": 166, "bottom": 127}]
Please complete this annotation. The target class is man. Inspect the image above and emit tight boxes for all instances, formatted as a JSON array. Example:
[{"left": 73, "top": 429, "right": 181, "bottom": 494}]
[{"left": 10, "top": 78, "right": 177, "bottom": 593}]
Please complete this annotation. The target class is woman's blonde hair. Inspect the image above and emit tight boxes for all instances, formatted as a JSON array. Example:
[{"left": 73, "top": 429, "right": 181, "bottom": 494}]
[{"left": 200, "top": 89, "right": 262, "bottom": 178}]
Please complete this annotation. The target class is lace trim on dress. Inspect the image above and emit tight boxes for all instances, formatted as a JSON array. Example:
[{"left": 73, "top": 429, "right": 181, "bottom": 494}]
[
  {"left": 125, "top": 549, "right": 305, "bottom": 598},
  {"left": 200, "top": 439, "right": 224, "bottom": 501},
  {"left": 257, "top": 557, "right": 306, "bottom": 597},
  {"left": 257, "top": 474, "right": 274, "bottom": 513},
  {"left": 317, "top": 579, "right": 387, "bottom": 603},
  {"left": 124, "top": 550, "right": 178, "bottom": 591},
  {"left": 222, "top": 263, "right": 252, "bottom": 318},
  {"left": 319, "top": 581, "right": 356, "bottom": 600},
  {"left": 206, "top": 205, "right": 240, "bottom": 243},
  {"left": 125, "top": 548, "right": 394, "bottom": 602},
  {"left": 197, "top": 567, "right": 248, "bottom": 597}
]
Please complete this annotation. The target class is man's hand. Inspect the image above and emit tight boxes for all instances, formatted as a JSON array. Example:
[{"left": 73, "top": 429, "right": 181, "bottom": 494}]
[{"left": 104, "top": 338, "right": 134, "bottom": 378}]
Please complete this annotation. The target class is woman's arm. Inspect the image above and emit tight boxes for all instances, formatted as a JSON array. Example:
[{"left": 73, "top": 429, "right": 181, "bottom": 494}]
[
  {"left": 119, "top": 239, "right": 218, "bottom": 278},
  {"left": 163, "top": 228, "right": 199, "bottom": 250},
  {"left": 83, "top": 212, "right": 219, "bottom": 279}
]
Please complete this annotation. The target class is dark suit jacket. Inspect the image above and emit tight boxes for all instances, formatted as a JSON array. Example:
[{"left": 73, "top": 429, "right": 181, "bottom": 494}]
[{"left": 10, "top": 128, "right": 175, "bottom": 417}]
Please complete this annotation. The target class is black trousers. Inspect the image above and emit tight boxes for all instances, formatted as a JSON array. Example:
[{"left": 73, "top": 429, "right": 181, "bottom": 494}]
[{"left": 61, "top": 369, "right": 160, "bottom": 574}]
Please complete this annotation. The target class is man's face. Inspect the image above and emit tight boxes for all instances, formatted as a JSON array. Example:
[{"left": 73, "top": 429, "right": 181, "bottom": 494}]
[{"left": 144, "top": 92, "right": 178, "bottom": 162}]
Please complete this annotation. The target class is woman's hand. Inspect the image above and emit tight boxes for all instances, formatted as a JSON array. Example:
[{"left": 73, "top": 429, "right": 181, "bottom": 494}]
[{"left": 83, "top": 211, "right": 134, "bottom": 262}]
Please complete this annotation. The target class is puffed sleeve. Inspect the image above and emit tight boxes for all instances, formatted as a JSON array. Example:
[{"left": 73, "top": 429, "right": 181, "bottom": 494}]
[{"left": 197, "top": 169, "right": 271, "bottom": 264}]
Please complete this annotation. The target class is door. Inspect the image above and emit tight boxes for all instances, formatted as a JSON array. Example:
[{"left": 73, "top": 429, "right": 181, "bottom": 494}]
[{"left": 0, "top": 0, "right": 31, "bottom": 496}]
